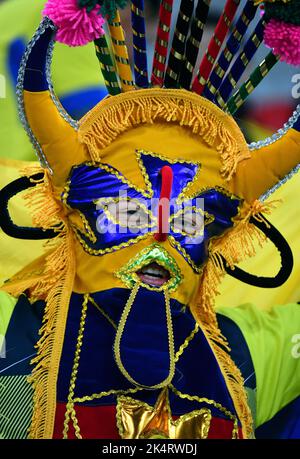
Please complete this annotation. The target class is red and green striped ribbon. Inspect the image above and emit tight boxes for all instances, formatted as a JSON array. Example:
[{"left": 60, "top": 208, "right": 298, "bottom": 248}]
[{"left": 151, "top": 0, "right": 174, "bottom": 87}]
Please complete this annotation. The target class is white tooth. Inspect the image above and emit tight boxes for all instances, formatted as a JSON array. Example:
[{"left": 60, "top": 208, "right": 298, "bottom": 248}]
[{"left": 146, "top": 268, "right": 161, "bottom": 275}]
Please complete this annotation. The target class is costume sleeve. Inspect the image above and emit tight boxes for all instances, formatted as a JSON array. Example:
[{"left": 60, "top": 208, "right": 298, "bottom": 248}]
[
  {"left": 0, "top": 290, "right": 17, "bottom": 338},
  {"left": 218, "top": 303, "right": 300, "bottom": 428}
]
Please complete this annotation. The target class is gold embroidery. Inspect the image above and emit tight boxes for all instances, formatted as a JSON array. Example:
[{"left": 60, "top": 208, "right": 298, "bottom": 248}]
[
  {"left": 169, "top": 384, "right": 239, "bottom": 439},
  {"left": 175, "top": 323, "right": 199, "bottom": 363},
  {"left": 72, "top": 225, "right": 151, "bottom": 256},
  {"left": 168, "top": 235, "right": 204, "bottom": 274},
  {"left": 88, "top": 295, "right": 118, "bottom": 330},
  {"left": 63, "top": 294, "right": 89, "bottom": 439},
  {"left": 170, "top": 206, "right": 215, "bottom": 238},
  {"left": 135, "top": 149, "right": 202, "bottom": 203},
  {"left": 95, "top": 196, "right": 157, "bottom": 230},
  {"left": 74, "top": 387, "right": 141, "bottom": 404},
  {"left": 113, "top": 284, "right": 176, "bottom": 389}
]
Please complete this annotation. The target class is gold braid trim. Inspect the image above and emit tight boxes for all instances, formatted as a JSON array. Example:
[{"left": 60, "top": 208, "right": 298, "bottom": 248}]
[
  {"left": 190, "top": 199, "right": 279, "bottom": 439},
  {"left": 1, "top": 165, "right": 76, "bottom": 439},
  {"left": 78, "top": 89, "right": 250, "bottom": 181}
]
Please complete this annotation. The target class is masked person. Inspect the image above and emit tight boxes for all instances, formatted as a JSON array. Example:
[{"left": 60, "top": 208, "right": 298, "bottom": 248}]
[{"left": 0, "top": 0, "right": 300, "bottom": 440}]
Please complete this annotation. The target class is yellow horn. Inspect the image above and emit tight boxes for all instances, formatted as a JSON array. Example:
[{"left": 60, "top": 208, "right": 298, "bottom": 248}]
[
  {"left": 231, "top": 127, "right": 300, "bottom": 203},
  {"left": 24, "top": 90, "right": 88, "bottom": 187}
]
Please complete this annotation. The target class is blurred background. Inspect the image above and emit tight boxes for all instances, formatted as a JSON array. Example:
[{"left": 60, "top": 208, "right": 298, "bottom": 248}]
[{"left": 0, "top": 0, "right": 299, "bottom": 310}]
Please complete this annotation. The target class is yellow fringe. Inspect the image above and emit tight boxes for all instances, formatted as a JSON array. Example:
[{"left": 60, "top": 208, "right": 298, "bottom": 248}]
[
  {"left": 2, "top": 166, "right": 76, "bottom": 439},
  {"left": 190, "top": 200, "right": 279, "bottom": 439},
  {"left": 78, "top": 89, "right": 250, "bottom": 181}
]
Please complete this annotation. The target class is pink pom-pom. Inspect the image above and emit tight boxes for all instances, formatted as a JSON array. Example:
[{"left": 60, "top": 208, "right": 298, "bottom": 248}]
[
  {"left": 43, "top": 0, "right": 105, "bottom": 47},
  {"left": 264, "top": 19, "right": 300, "bottom": 66}
]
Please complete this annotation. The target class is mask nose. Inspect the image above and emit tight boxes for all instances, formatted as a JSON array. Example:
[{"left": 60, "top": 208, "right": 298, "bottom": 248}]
[{"left": 154, "top": 165, "right": 173, "bottom": 242}]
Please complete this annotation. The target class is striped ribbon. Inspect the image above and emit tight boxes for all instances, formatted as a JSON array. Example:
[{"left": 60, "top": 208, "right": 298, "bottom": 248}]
[
  {"left": 164, "top": 0, "right": 194, "bottom": 88},
  {"left": 151, "top": 0, "right": 174, "bottom": 87},
  {"left": 225, "top": 52, "right": 280, "bottom": 114},
  {"left": 108, "top": 10, "right": 135, "bottom": 92},
  {"left": 203, "top": 1, "right": 258, "bottom": 102},
  {"left": 192, "top": 0, "right": 241, "bottom": 95},
  {"left": 179, "top": 0, "right": 211, "bottom": 90},
  {"left": 131, "top": 0, "right": 149, "bottom": 88},
  {"left": 94, "top": 35, "right": 121, "bottom": 95},
  {"left": 215, "top": 18, "right": 265, "bottom": 108}
]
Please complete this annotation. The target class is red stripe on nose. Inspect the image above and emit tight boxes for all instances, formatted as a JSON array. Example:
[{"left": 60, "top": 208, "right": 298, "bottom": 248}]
[{"left": 154, "top": 165, "right": 173, "bottom": 242}]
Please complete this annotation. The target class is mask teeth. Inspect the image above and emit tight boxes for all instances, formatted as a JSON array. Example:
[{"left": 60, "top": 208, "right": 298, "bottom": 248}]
[
  {"left": 108, "top": 9, "right": 135, "bottom": 92},
  {"left": 215, "top": 17, "right": 265, "bottom": 108},
  {"left": 151, "top": 0, "right": 174, "bottom": 87},
  {"left": 192, "top": 0, "right": 241, "bottom": 96},
  {"left": 94, "top": 35, "right": 122, "bottom": 95},
  {"left": 164, "top": 0, "right": 195, "bottom": 89},
  {"left": 131, "top": 0, "right": 149, "bottom": 88},
  {"left": 179, "top": 0, "right": 212, "bottom": 90},
  {"left": 224, "top": 51, "right": 280, "bottom": 115},
  {"left": 203, "top": 0, "right": 258, "bottom": 103}
]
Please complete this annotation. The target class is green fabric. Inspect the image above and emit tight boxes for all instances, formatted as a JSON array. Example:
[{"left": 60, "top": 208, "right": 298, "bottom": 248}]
[
  {"left": 0, "top": 290, "right": 17, "bottom": 338},
  {"left": 0, "top": 0, "right": 105, "bottom": 161},
  {"left": 218, "top": 303, "right": 300, "bottom": 428},
  {"left": 0, "top": 375, "right": 33, "bottom": 439}
]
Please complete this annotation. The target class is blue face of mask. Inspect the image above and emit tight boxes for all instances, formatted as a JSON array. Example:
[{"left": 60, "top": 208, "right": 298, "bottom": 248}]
[{"left": 63, "top": 150, "right": 241, "bottom": 272}]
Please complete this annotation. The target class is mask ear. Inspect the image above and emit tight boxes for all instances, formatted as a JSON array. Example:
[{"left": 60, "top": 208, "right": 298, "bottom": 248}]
[
  {"left": 232, "top": 126, "right": 300, "bottom": 203},
  {"left": 222, "top": 215, "right": 293, "bottom": 288},
  {"left": 0, "top": 174, "right": 57, "bottom": 240}
]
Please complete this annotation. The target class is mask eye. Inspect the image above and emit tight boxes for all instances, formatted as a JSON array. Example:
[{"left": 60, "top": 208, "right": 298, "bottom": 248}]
[
  {"left": 171, "top": 208, "right": 214, "bottom": 237},
  {"left": 98, "top": 199, "right": 153, "bottom": 230}
]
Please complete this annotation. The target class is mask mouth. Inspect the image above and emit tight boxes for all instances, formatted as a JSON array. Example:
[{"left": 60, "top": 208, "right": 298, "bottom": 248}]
[
  {"left": 116, "top": 244, "right": 182, "bottom": 293},
  {"left": 136, "top": 262, "right": 171, "bottom": 287}
]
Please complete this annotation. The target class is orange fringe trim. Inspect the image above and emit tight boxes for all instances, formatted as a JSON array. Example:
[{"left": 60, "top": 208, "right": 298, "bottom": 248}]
[
  {"left": 2, "top": 166, "right": 76, "bottom": 439},
  {"left": 78, "top": 89, "right": 250, "bottom": 180}
]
